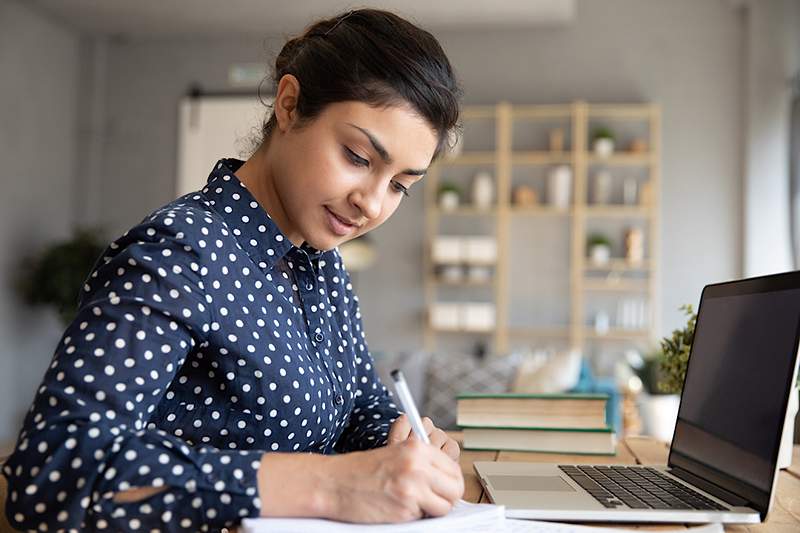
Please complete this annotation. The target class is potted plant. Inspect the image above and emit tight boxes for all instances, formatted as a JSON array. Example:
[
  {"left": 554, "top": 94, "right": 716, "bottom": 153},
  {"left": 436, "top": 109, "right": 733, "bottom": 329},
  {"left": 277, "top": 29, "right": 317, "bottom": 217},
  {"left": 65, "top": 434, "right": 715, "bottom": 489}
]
[
  {"left": 645, "top": 304, "right": 800, "bottom": 464},
  {"left": 634, "top": 349, "right": 682, "bottom": 443},
  {"left": 438, "top": 182, "right": 462, "bottom": 211},
  {"left": 15, "top": 228, "right": 107, "bottom": 325},
  {"left": 587, "top": 233, "right": 612, "bottom": 265},
  {"left": 592, "top": 127, "right": 615, "bottom": 157}
]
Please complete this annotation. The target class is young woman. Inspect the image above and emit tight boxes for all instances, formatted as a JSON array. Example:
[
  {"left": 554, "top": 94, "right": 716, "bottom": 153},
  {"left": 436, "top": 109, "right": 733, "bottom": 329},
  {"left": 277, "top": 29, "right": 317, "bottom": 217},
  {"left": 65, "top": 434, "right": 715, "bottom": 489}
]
[{"left": 3, "top": 8, "right": 464, "bottom": 532}]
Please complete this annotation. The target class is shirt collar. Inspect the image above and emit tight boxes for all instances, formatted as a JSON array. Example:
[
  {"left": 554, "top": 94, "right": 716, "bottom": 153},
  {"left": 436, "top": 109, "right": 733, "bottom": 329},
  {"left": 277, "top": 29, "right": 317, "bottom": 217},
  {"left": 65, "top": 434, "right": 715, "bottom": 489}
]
[{"left": 201, "top": 158, "right": 326, "bottom": 272}]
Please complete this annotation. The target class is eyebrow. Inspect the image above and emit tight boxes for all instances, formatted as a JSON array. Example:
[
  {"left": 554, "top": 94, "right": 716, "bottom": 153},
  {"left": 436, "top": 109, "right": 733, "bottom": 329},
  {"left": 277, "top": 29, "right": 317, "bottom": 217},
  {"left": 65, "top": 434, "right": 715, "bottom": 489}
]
[{"left": 345, "top": 123, "right": 429, "bottom": 176}]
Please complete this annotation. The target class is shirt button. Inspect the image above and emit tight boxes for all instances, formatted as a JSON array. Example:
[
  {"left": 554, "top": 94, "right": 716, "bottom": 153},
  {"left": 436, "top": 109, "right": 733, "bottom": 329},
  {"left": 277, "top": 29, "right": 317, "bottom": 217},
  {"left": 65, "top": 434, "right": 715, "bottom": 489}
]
[
  {"left": 314, "top": 332, "right": 324, "bottom": 343},
  {"left": 335, "top": 394, "right": 344, "bottom": 406},
  {"left": 305, "top": 283, "right": 313, "bottom": 291}
]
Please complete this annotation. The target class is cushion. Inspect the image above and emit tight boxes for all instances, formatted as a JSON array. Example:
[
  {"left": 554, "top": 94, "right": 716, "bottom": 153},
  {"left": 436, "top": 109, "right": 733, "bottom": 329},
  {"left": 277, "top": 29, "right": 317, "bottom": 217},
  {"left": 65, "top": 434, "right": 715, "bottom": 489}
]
[
  {"left": 424, "top": 352, "right": 522, "bottom": 430},
  {"left": 373, "top": 350, "right": 431, "bottom": 411},
  {"left": 510, "top": 348, "right": 582, "bottom": 394}
]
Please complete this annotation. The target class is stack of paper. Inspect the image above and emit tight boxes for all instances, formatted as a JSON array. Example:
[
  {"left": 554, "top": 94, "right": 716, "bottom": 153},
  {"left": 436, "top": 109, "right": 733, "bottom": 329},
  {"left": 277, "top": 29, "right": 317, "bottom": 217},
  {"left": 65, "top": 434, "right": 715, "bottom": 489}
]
[
  {"left": 241, "top": 499, "right": 725, "bottom": 533},
  {"left": 240, "top": 499, "right": 505, "bottom": 532}
]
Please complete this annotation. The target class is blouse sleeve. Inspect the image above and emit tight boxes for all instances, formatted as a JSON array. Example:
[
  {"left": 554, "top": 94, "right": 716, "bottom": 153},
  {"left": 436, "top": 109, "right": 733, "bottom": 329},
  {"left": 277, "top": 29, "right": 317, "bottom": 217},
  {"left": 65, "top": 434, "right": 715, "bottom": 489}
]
[
  {"left": 2, "top": 210, "right": 263, "bottom": 532},
  {"left": 333, "top": 253, "right": 402, "bottom": 453}
]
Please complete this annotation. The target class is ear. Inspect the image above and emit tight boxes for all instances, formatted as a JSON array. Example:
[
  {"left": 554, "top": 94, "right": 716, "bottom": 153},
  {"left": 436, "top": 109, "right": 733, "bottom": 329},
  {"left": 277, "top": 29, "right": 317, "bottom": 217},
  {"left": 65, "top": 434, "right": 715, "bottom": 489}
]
[{"left": 274, "top": 74, "right": 301, "bottom": 133}]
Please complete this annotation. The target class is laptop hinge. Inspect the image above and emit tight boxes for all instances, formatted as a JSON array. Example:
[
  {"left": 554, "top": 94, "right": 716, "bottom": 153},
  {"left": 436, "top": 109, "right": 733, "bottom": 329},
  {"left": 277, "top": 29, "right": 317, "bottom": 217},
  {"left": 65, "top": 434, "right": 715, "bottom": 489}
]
[{"left": 667, "top": 466, "right": 750, "bottom": 507}]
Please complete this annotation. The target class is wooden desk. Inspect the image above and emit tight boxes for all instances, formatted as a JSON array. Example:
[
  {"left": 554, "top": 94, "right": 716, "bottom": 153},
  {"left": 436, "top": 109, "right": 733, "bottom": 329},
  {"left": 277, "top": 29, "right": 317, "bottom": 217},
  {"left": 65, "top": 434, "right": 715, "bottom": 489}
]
[
  {"left": 456, "top": 433, "right": 800, "bottom": 532},
  {"left": 2, "top": 439, "right": 799, "bottom": 532}
]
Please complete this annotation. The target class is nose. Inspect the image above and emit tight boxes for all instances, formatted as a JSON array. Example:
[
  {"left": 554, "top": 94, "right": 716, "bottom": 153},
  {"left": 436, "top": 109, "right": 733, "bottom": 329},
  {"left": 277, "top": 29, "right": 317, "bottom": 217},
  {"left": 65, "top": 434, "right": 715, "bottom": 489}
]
[{"left": 349, "top": 178, "right": 385, "bottom": 222}]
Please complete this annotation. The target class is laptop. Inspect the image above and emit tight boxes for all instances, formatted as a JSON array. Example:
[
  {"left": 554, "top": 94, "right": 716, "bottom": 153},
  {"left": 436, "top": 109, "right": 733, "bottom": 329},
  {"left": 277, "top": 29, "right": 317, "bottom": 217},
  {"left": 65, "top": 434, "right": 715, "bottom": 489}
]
[{"left": 474, "top": 270, "right": 800, "bottom": 524}]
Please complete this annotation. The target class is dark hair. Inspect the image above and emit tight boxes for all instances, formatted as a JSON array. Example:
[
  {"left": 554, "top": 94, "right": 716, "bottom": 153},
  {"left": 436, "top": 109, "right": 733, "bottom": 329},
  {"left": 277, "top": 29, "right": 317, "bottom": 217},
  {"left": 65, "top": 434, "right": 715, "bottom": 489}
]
[{"left": 257, "top": 8, "right": 463, "bottom": 161}]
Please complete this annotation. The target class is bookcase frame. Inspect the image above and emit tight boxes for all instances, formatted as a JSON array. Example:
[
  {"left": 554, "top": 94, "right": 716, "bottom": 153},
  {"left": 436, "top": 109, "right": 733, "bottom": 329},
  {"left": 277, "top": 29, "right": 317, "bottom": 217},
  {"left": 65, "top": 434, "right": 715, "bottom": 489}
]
[{"left": 423, "top": 101, "right": 661, "bottom": 356}]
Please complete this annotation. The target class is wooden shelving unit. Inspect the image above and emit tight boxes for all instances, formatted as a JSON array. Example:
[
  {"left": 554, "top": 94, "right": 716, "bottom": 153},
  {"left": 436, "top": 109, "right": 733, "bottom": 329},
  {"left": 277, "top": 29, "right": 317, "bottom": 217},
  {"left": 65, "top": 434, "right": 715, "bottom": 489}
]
[{"left": 423, "top": 101, "right": 661, "bottom": 356}]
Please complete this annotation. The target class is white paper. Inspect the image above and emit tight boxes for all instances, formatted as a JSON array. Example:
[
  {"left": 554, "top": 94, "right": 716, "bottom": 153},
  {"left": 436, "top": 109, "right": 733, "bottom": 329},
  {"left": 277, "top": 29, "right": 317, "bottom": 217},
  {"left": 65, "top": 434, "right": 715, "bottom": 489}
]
[{"left": 240, "top": 499, "right": 505, "bottom": 533}]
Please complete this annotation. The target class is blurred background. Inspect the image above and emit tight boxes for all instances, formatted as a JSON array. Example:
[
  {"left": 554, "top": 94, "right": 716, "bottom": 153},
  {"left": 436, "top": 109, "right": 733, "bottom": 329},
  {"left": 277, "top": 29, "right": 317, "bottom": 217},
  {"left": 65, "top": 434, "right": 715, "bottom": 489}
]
[{"left": 1, "top": 0, "right": 798, "bottom": 449}]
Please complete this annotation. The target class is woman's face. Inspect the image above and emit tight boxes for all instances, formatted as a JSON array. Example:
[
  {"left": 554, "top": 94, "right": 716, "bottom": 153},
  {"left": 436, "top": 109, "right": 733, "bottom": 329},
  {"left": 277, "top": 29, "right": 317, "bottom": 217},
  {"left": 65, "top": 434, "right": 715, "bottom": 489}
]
[{"left": 266, "top": 77, "right": 438, "bottom": 251}]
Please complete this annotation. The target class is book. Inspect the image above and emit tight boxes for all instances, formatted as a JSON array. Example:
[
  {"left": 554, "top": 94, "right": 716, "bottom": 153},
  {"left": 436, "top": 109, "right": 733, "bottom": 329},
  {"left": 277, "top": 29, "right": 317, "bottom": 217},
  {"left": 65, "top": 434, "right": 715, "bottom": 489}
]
[
  {"left": 461, "top": 426, "right": 617, "bottom": 455},
  {"left": 456, "top": 393, "right": 609, "bottom": 430}
]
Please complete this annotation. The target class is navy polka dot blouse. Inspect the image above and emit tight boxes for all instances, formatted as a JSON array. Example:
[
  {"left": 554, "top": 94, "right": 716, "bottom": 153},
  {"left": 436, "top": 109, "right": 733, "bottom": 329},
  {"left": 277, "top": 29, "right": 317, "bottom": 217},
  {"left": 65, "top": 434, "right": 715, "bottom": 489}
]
[{"left": 3, "top": 158, "right": 401, "bottom": 531}]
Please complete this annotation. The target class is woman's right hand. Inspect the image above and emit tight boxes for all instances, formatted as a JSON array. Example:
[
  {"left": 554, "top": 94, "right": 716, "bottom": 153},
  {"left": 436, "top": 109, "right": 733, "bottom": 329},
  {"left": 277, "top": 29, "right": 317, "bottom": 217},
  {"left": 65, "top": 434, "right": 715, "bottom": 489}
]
[
  {"left": 323, "top": 437, "right": 465, "bottom": 523},
  {"left": 257, "top": 438, "right": 465, "bottom": 523}
]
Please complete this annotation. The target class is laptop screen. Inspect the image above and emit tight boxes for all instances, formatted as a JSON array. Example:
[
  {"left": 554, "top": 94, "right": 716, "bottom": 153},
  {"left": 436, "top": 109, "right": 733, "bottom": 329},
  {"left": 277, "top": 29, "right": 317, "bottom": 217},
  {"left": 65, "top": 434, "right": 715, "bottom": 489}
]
[{"left": 669, "top": 272, "right": 800, "bottom": 515}]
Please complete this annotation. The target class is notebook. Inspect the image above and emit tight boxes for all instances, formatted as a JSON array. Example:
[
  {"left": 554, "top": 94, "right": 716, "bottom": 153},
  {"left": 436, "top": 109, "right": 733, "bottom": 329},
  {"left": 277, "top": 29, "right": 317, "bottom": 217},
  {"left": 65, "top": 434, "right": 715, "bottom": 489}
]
[
  {"left": 239, "top": 499, "right": 724, "bottom": 533},
  {"left": 240, "top": 500, "right": 504, "bottom": 532}
]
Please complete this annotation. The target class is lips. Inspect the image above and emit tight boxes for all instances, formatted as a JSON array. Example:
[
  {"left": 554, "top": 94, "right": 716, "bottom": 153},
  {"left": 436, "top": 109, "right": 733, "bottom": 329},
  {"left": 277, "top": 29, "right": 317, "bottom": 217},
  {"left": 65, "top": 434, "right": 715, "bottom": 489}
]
[
  {"left": 324, "top": 206, "right": 360, "bottom": 236},
  {"left": 327, "top": 208, "right": 359, "bottom": 227}
]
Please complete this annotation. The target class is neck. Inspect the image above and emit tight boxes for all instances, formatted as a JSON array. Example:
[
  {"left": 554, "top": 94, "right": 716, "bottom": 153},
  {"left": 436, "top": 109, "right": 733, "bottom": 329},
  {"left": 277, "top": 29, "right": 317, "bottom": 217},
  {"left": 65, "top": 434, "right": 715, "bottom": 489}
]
[{"left": 235, "top": 141, "right": 304, "bottom": 247}]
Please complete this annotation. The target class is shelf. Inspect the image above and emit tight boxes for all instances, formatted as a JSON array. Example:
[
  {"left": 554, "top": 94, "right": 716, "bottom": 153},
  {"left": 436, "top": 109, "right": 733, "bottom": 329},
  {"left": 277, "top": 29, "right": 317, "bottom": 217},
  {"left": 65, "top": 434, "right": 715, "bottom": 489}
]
[
  {"left": 584, "top": 205, "right": 652, "bottom": 218},
  {"left": 431, "top": 277, "right": 494, "bottom": 287},
  {"left": 432, "top": 259, "right": 496, "bottom": 267},
  {"left": 587, "top": 104, "right": 655, "bottom": 119},
  {"left": 584, "top": 259, "right": 650, "bottom": 271},
  {"left": 587, "top": 153, "right": 654, "bottom": 166},
  {"left": 583, "top": 280, "right": 649, "bottom": 292},
  {"left": 511, "top": 105, "right": 572, "bottom": 119},
  {"left": 507, "top": 326, "right": 571, "bottom": 337},
  {"left": 511, "top": 151, "right": 572, "bottom": 165},
  {"left": 424, "top": 101, "right": 660, "bottom": 354},
  {"left": 431, "top": 326, "right": 495, "bottom": 334},
  {"left": 433, "top": 206, "right": 497, "bottom": 216},
  {"left": 439, "top": 151, "right": 496, "bottom": 165},
  {"left": 584, "top": 328, "right": 652, "bottom": 340},
  {"left": 509, "top": 206, "right": 571, "bottom": 216}
]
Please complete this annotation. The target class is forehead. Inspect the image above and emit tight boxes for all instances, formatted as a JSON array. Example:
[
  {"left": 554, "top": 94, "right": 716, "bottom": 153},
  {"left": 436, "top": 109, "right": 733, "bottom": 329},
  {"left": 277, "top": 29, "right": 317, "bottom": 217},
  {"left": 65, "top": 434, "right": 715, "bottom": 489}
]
[{"left": 320, "top": 101, "right": 438, "bottom": 162}]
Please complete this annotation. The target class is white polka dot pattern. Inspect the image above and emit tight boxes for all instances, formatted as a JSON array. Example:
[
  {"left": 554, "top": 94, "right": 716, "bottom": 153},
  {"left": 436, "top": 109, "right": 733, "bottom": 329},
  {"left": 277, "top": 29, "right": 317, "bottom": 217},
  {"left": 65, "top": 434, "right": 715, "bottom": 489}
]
[{"left": 2, "top": 158, "right": 400, "bottom": 531}]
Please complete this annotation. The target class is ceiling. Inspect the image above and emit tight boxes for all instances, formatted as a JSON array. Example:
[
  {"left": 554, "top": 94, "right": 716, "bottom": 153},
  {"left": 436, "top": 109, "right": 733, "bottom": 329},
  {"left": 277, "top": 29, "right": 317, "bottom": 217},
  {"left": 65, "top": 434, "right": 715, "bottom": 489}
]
[{"left": 30, "top": 0, "right": 576, "bottom": 38}]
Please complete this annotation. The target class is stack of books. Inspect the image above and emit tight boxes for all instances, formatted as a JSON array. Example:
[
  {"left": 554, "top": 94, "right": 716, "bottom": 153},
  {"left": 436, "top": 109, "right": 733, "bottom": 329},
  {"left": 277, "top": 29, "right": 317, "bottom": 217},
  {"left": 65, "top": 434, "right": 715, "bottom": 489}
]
[{"left": 457, "top": 392, "right": 616, "bottom": 455}]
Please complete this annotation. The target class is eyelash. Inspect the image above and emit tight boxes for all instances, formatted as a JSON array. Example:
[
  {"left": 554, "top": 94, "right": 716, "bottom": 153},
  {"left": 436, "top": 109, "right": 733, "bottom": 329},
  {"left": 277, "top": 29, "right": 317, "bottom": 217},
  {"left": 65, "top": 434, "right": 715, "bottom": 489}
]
[{"left": 344, "top": 147, "right": 410, "bottom": 198}]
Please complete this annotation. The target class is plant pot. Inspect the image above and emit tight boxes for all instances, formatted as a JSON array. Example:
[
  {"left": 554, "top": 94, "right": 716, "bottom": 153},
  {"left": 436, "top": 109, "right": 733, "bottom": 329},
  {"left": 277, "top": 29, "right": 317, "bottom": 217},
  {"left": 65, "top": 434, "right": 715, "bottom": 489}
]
[
  {"left": 778, "top": 386, "right": 799, "bottom": 469},
  {"left": 639, "top": 393, "right": 680, "bottom": 443},
  {"left": 589, "top": 244, "right": 611, "bottom": 265},
  {"left": 439, "top": 190, "right": 460, "bottom": 211},
  {"left": 594, "top": 137, "right": 614, "bottom": 157}
]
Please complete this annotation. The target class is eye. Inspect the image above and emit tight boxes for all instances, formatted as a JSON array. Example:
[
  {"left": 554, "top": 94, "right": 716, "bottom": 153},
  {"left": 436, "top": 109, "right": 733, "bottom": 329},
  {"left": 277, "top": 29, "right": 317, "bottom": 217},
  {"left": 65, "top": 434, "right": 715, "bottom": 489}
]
[
  {"left": 344, "top": 147, "right": 369, "bottom": 168},
  {"left": 391, "top": 181, "right": 410, "bottom": 197}
]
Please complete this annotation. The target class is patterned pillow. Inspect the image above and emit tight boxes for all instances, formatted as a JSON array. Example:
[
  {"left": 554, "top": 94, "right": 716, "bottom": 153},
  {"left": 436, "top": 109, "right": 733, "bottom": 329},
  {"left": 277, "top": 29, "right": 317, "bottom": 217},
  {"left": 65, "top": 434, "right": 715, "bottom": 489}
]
[{"left": 424, "top": 352, "right": 522, "bottom": 430}]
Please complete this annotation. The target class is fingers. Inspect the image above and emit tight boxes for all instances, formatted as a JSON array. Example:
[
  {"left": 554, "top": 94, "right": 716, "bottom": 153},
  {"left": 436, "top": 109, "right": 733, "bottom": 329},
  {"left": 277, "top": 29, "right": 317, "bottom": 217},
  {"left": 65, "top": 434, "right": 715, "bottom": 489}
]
[
  {"left": 387, "top": 414, "right": 412, "bottom": 444},
  {"left": 426, "top": 459, "right": 464, "bottom": 503},
  {"left": 418, "top": 486, "right": 457, "bottom": 518},
  {"left": 442, "top": 437, "right": 461, "bottom": 462},
  {"left": 421, "top": 416, "right": 435, "bottom": 437}
]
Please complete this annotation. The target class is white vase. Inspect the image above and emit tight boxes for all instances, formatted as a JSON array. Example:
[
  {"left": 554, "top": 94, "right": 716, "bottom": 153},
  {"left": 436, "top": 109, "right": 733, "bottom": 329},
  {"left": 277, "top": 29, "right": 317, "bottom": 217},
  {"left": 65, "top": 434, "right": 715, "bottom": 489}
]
[
  {"left": 639, "top": 394, "right": 680, "bottom": 443},
  {"left": 547, "top": 165, "right": 572, "bottom": 208},
  {"left": 778, "top": 386, "right": 799, "bottom": 469},
  {"left": 471, "top": 171, "right": 494, "bottom": 209}
]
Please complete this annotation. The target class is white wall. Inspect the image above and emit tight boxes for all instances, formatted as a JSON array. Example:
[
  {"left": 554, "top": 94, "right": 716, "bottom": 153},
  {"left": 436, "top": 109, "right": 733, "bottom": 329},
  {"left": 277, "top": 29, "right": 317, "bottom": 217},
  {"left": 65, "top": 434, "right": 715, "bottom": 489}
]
[
  {"left": 0, "top": 0, "right": 80, "bottom": 442},
  {"left": 743, "top": 0, "right": 800, "bottom": 277},
  {"left": 78, "top": 0, "right": 747, "bottom": 358}
]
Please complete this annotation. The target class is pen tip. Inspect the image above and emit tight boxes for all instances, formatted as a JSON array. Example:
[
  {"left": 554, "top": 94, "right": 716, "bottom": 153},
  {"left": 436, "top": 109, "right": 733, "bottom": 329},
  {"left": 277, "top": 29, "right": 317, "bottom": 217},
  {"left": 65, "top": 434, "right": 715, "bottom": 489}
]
[{"left": 390, "top": 369, "right": 402, "bottom": 381}]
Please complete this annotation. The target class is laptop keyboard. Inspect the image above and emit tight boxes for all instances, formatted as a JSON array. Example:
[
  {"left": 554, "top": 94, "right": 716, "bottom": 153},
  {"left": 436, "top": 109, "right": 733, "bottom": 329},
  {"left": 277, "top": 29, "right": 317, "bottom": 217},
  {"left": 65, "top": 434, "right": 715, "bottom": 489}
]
[{"left": 558, "top": 465, "right": 729, "bottom": 511}]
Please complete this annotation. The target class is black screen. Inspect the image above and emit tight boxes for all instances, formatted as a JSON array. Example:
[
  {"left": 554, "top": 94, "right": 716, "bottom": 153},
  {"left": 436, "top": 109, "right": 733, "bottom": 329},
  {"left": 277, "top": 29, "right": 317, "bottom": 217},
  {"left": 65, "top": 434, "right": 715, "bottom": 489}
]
[{"left": 670, "top": 279, "right": 800, "bottom": 503}]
